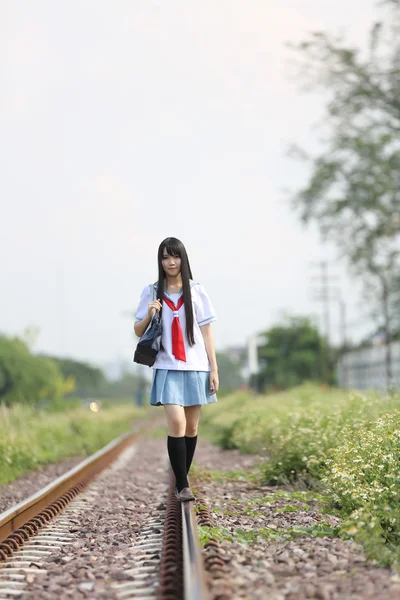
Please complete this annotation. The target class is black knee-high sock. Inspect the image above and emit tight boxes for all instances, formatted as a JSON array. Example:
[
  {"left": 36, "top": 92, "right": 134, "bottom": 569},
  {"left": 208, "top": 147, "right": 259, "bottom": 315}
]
[
  {"left": 167, "top": 436, "right": 188, "bottom": 492},
  {"left": 185, "top": 435, "right": 198, "bottom": 474}
]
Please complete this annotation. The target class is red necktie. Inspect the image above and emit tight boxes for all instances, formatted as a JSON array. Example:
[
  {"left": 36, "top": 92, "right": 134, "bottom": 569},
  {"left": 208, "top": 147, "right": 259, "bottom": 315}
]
[{"left": 163, "top": 296, "right": 186, "bottom": 362}]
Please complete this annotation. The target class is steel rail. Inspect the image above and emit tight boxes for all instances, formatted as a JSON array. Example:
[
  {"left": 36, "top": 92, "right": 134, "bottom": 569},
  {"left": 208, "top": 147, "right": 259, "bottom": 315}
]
[
  {"left": 181, "top": 501, "right": 209, "bottom": 600},
  {"left": 0, "top": 429, "right": 138, "bottom": 550},
  {"left": 158, "top": 475, "right": 209, "bottom": 600},
  {"left": 0, "top": 426, "right": 210, "bottom": 598}
]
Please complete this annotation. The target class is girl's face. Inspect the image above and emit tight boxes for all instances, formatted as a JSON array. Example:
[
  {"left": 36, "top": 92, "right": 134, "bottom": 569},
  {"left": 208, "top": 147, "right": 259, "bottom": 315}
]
[{"left": 162, "top": 248, "right": 181, "bottom": 276}]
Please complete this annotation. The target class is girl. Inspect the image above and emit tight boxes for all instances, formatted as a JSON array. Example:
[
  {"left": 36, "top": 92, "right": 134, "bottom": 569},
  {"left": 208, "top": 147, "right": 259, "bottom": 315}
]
[{"left": 134, "top": 237, "right": 219, "bottom": 502}]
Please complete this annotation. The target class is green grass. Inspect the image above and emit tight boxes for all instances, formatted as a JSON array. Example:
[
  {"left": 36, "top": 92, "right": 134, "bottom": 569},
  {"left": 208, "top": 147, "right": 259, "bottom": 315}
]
[
  {"left": 0, "top": 402, "right": 151, "bottom": 485},
  {"left": 190, "top": 464, "right": 261, "bottom": 484},
  {"left": 198, "top": 383, "right": 400, "bottom": 567},
  {"left": 196, "top": 522, "right": 339, "bottom": 547}
]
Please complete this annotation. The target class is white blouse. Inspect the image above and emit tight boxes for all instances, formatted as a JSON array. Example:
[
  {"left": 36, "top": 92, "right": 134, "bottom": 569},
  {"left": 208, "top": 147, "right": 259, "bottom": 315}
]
[{"left": 135, "top": 281, "right": 217, "bottom": 371}]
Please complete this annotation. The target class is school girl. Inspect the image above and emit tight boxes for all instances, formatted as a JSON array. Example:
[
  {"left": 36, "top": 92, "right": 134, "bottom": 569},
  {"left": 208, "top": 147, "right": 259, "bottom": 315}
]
[{"left": 134, "top": 237, "right": 219, "bottom": 502}]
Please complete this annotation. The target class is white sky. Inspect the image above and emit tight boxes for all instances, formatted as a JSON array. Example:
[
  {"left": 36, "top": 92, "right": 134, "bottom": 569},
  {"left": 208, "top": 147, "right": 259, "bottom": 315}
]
[{"left": 1, "top": 0, "right": 379, "bottom": 368}]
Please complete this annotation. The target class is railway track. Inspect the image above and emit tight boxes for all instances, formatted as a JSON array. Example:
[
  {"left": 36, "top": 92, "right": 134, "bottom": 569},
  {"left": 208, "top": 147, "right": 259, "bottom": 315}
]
[{"left": 0, "top": 429, "right": 210, "bottom": 600}]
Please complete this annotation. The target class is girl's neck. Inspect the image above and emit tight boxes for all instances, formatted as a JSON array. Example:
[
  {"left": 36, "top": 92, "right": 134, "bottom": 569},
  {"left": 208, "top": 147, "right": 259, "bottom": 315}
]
[{"left": 165, "top": 274, "right": 183, "bottom": 294}]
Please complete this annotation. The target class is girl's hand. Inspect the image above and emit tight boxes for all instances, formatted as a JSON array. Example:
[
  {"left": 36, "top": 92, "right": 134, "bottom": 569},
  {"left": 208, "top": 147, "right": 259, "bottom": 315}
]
[
  {"left": 210, "top": 369, "right": 219, "bottom": 395},
  {"left": 147, "top": 299, "right": 162, "bottom": 319}
]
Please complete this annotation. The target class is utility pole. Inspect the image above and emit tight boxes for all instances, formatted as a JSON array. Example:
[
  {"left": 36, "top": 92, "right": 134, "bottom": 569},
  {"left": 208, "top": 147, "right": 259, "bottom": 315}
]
[
  {"left": 381, "top": 276, "right": 393, "bottom": 391},
  {"left": 311, "top": 261, "right": 335, "bottom": 347},
  {"left": 337, "top": 294, "right": 349, "bottom": 388},
  {"left": 310, "top": 261, "right": 339, "bottom": 384},
  {"left": 339, "top": 298, "right": 346, "bottom": 349},
  {"left": 311, "top": 260, "right": 353, "bottom": 388}
]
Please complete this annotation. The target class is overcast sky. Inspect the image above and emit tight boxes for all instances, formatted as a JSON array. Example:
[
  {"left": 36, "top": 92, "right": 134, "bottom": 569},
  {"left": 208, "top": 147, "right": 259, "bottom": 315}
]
[{"left": 1, "top": 0, "right": 378, "bottom": 368}]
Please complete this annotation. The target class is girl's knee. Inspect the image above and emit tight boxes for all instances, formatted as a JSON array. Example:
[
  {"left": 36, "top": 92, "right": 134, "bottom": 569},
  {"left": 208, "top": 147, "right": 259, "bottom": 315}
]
[
  {"left": 185, "top": 424, "right": 198, "bottom": 437},
  {"left": 169, "top": 425, "right": 185, "bottom": 437},
  {"left": 184, "top": 406, "right": 200, "bottom": 437},
  {"left": 167, "top": 415, "right": 186, "bottom": 437}
]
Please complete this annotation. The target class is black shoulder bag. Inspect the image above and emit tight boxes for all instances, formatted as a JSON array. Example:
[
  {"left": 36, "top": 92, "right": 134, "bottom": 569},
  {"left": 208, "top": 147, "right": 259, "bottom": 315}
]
[{"left": 133, "top": 285, "right": 163, "bottom": 367}]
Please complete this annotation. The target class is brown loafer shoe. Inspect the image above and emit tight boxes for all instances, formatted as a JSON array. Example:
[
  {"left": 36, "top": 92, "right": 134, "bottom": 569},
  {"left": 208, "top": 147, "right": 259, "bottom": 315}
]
[{"left": 176, "top": 487, "right": 195, "bottom": 502}]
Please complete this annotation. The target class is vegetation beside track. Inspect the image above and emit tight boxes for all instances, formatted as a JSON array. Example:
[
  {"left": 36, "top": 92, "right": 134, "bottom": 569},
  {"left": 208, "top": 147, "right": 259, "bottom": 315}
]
[
  {"left": 0, "top": 402, "right": 150, "bottom": 485},
  {"left": 199, "top": 384, "right": 400, "bottom": 566}
]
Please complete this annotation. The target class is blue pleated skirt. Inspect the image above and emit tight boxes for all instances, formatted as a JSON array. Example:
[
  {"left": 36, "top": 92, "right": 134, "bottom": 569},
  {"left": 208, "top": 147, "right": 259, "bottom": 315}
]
[{"left": 150, "top": 369, "right": 218, "bottom": 407}]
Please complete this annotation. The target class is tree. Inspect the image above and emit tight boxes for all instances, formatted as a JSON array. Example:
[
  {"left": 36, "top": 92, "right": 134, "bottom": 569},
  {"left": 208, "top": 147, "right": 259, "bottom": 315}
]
[
  {"left": 257, "top": 317, "right": 331, "bottom": 390},
  {"left": 0, "top": 335, "right": 71, "bottom": 407},
  {"left": 46, "top": 357, "right": 108, "bottom": 399},
  {"left": 45, "top": 356, "right": 151, "bottom": 402},
  {"left": 289, "top": 3, "right": 400, "bottom": 387}
]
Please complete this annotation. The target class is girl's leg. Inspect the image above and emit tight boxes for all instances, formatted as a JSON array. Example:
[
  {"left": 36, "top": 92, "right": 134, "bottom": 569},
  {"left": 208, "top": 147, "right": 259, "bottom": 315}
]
[
  {"left": 164, "top": 405, "right": 188, "bottom": 491},
  {"left": 184, "top": 405, "right": 201, "bottom": 474},
  {"left": 164, "top": 404, "right": 186, "bottom": 437}
]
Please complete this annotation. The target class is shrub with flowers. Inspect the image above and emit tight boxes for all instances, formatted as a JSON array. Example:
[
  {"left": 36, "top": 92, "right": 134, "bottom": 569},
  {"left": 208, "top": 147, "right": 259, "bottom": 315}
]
[
  {"left": 200, "top": 384, "right": 400, "bottom": 564},
  {"left": 323, "top": 412, "right": 400, "bottom": 564},
  {"left": 202, "top": 384, "right": 399, "bottom": 485}
]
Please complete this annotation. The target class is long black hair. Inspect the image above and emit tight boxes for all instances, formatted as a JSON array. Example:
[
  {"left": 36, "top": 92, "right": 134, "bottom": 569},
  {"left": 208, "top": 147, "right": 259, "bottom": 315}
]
[{"left": 157, "top": 237, "right": 195, "bottom": 346}]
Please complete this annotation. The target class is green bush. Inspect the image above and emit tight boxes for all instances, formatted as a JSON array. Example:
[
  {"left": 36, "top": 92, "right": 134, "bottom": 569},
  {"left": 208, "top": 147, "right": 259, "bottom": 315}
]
[
  {"left": 201, "top": 384, "right": 399, "bottom": 485},
  {"left": 323, "top": 412, "right": 400, "bottom": 564},
  {"left": 199, "top": 384, "right": 400, "bottom": 565}
]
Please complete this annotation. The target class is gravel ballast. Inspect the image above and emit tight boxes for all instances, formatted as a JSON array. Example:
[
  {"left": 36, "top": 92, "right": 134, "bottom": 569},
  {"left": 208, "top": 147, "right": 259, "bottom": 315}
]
[
  {"left": 0, "top": 438, "right": 168, "bottom": 599},
  {"left": 2, "top": 431, "right": 400, "bottom": 599},
  {"left": 0, "top": 458, "right": 83, "bottom": 514}
]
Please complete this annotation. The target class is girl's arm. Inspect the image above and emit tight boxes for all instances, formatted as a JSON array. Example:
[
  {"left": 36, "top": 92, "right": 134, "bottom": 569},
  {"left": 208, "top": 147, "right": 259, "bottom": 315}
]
[
  {"left": 134, "top": 314, "right": 152, "bottom": 338},
  {"left": 200, "top": 323, "right": 219, "bottom": 394},
  {"left": 134, "top": 299, "right": 162, "bottom": 337}
]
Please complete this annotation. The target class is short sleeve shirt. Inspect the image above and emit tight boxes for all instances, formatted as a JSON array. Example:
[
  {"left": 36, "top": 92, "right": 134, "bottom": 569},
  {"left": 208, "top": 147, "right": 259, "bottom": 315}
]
[{"left": 135, "top": 281, "right": 217, "bottom": 371}]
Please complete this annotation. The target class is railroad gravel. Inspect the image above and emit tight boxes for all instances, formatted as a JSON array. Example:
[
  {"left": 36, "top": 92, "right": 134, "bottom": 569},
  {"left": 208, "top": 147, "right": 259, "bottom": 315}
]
[
  {"left": 8, "top": 438, "right": 168, "bottom": 600},
  {"left": 3, "top": 430, "right": 399, "bottom": 599},
  {"left": 0, "top": 457, "right": 83, "bottom": 514},
  {"left": 193, "top": 438, "right": 400, "bottom": 600}
]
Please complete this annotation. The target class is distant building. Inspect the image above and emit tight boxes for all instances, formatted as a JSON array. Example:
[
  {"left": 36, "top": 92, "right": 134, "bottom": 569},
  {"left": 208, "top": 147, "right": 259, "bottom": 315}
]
[
  {"left": 223, "top": 345, "right": 248, "bottom": 381},
  {"left": 337, "top": 342, "right": 400, "bottom": 390},
  {"left": 223, "top": 345, "right": 245, "bottom": 363}
]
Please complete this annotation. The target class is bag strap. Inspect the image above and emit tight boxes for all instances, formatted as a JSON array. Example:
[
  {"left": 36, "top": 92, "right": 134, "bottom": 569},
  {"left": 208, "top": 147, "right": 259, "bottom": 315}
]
[{"left": 150, "top": 284, "right": 159, "bottom": 318}]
